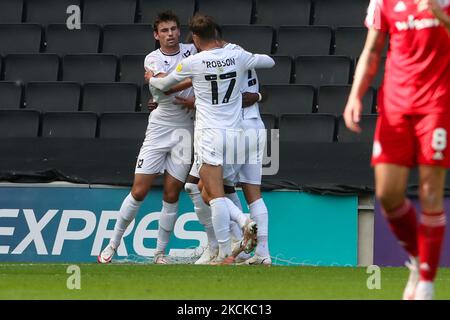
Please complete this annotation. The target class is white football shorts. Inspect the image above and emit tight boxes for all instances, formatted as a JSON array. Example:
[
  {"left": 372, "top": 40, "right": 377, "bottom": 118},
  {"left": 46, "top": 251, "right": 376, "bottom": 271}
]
[
  {"left": 237, "top": 117, "right": 267, "bottom": 185},
  {"left": 135, "top": 123, "right": 193, "bottom": 183},
  {"left": 193, "top": 128, "right": 243, "bottom": 185}
]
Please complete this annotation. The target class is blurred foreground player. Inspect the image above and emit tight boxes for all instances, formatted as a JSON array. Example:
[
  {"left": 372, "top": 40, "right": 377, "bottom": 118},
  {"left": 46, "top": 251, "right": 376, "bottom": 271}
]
[
  {"left": 344, "top": 0, "right": 450, "bottom": 299},
  {"left": 98, "top": 11, "right": 196, "bottom": 264}
]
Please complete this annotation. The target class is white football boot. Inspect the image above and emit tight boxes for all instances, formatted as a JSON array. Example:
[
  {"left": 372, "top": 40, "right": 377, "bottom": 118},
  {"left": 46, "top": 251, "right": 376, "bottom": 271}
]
[
  {"left": 414, "top": 281, "right": 434, "bottom": 300},
  {"left": 195, "top": 246, "right": 219, "bottom": 265},
  {"left": 242, "top": 255, "right": 272, "bottom": 266},
  {"left": 234, "top": 251, "right": 252, "bottom": 263},
  {"left": 153, "top": 251, "right": 168, "bottom": 264},
  {"left": 98, "top": 243, "right": 116, "bottom": 264},
  {"left": 242, "top": 220, "right": 258, "bottom": 253},
  {"left": 403, "top": 257, "right": 419, "bottom": 300}
]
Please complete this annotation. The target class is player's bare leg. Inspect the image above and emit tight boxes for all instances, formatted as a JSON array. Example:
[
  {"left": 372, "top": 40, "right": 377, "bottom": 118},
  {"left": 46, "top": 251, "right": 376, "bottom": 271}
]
[
  {"left": 98, "top": 173, "right": 157, "bottom": 263},
  {"left": 375, "top": 164, "right": 420, "bottom": 299},
  {"left": 241, "top": 183, "right": 271, "bottom": 265},
  {"left": 185, "top": 174, "right": 219, "bottom": 264},
  {"left": 414, "top": 165, "right": 447, "bottom": 300},
  {"left": 154, "top": 171, "right": 185, "bottom": 264}
]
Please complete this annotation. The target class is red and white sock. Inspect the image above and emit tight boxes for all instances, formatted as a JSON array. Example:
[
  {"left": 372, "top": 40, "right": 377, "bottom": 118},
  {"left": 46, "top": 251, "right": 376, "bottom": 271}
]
[
  {"left": 418, "top": 211, "right": 446, "bottom": 282},
  {"left": 382, "top": 199, "right": 418, "bottom": 257}
]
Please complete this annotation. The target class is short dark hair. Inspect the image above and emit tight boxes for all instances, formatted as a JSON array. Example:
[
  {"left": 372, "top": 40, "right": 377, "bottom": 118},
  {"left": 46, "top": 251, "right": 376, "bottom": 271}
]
[
  {"left": 189, "top": 13, "right": 217, "bottom": 41},
  {"left": 153, "top": 10, "right": 180, "bottom": 32}
]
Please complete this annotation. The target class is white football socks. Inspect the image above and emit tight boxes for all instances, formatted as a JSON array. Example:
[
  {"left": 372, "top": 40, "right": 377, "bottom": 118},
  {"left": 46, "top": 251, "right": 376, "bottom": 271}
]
[
  {"left": 224, "top": 197, "right": 247, "bottom": 228},
  {"left": 185, "top": 183, "right": 218, "bottom": 252},
  {"left": 210, "top": 197, "right": 232, "bottom": 259},
  {"left": 225, "top": 192, "right": 244, "bottom": 241},
  {"left": 111, "top": 193, "right": 142, "bottom": 248},
  {"left": 249, "top": 198, "right": 270, "bottom": 257},
  {"left": 156, "top": 201, "right": 178, "bottom": 254}
]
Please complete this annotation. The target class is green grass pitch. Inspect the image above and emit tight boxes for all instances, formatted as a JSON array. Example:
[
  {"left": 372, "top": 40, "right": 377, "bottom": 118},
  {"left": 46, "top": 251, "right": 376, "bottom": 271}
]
[{"left": 1, "top": 263, "right": 450, "bottom": 300}]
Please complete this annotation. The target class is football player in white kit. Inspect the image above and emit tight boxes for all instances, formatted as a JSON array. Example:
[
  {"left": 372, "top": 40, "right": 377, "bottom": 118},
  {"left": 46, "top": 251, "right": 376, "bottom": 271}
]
[
  {"left": 148, "top": 13, "right": 275, "bottom": 264},
  {"left": 98, "top": 11, "right": 197, "bottom": 264},
  {"left": 178, "top": 29, "right": 272, "bottom": 265}
]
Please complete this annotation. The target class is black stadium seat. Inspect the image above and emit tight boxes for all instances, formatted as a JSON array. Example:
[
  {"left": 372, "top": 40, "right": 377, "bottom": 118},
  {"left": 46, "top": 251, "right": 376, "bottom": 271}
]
[
  {"left": 41, "top": 112, "right": 97, "bottom": 138},
  {"left": 0, "top": 82, "right": 23, "bottom": 109},
  {"left": 0, "top": 24, "right": 42, "bottom": 55},
  {"left": 119, "top": 55, "right": 146, "bottom": 85},
  {"left": 261, "top": 113, "right": 277, "bottom": 130},
  {"left": 82, "top": 83, "right": 138, "bottom": 113},
  {"left": 83, "top": 0, "right": 137, "bottom": 24},
  {"left": 25, "top": 82, "right": 81, "bottom": 112},
  {"left": 337, "top": 115, "right": 378, "bottom": 143},
  {"left": 45, "top": 24, "right": 101, "bottom": 55},
  {"left": 257, "top": 56, "right": 293, "bottom": 85},
  {"left": 313, "top": 0, "right": 369, "bottom": 27},
  {"left": 99, "top": 112, "right": 148, "bottom": 139},
  {"left": 4, "top": 54, "right": 59, "bottom": 82},
  {"left": 140, "top": 84, "right": 152, "bottom": 112},
  {"left": 197, "top": 0, "right": 254, "bottom": 25},
  {"left": 62, "top": 54, "right": 118, "bottom": 83},
  {"left": 317, "top": 85, "right": 374, "bottom": 115},
  {"left": 276, "top": 26, "right": 332, "bottom": 56},
  {"left": 333, "top": 27, "right": 367, "bottom": 58},
  {"left": 102, "top": 24, "right": 155, "bottom": 55},
  {"left": 221, "top": 25, "right": 274, "bottom": 54},
  {"left": 295, "top": 56, "right": 352, "bottom": 87},
  {"left": 255, "top": 0, "right": 311, "bottom": 27},
  {"left": 260, "top": 85, "right": 315, "bottom": 116},
  {"left": 139, "top": 0, "right": 196, "bottom": 25},
  {"left": 25, "top": 0, "right": 81, "bottom": 24},
  {"left": 0, "top": 109, "right": 40, "bottom": 137},
  {"left": 279, "top": 114, "right": 336, "bottom": 143},
  {"left": 0, "top": 0, "right": 24, "bottom": 23}
]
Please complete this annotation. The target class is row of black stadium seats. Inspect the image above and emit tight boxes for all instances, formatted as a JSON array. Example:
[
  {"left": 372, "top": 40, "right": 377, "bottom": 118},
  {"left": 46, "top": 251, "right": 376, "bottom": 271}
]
[
  {"left": 0, "top": 81, "right": 152, "bottom": 113},
  {"left": 0, "top": 0, "right": 368, "bottom": 27},
  {"left": 0, "top": 24, "right": 381, "bottom": 58},
  {"left": 0, "top": 54, "right": 386, "bottom": 88},
  {"left": 0, "top": 81, "right": 378, "bottom": 115},
  {"left": 0, "top": 109, "right": 377, "bottom": 143}
]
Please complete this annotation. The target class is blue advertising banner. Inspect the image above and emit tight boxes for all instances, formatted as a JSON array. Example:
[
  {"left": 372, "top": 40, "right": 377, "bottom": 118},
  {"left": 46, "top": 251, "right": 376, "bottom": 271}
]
[{"left": 0, "top": 186, "right": 358, "bottom": 266}]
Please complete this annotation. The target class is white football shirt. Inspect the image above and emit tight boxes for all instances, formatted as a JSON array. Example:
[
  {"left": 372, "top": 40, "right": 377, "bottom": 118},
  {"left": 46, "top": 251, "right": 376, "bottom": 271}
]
[
  {"left": 149, "top": 47, "right": 274, "bottom": 129},
  {"left": 144, "top": 43, "right": 197, "bottom": 127},
  {"left": 224, "top": 43, "right": 261, "bottom": 120}
]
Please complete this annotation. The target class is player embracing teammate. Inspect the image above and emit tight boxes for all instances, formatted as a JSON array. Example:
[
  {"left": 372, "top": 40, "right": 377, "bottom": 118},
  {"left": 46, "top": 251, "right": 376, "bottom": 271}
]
[
  {"left": 344, "top": 0, "right": 450, "bottom": 299},
  {"left": 149, "top": 13, "right": 275, "bottom": 264}
]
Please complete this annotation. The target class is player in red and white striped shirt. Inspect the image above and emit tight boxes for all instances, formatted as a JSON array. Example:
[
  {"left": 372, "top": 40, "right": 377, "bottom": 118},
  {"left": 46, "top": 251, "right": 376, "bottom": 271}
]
[{"left": 344, "top": 0, "right": 450, "bottom": 299}]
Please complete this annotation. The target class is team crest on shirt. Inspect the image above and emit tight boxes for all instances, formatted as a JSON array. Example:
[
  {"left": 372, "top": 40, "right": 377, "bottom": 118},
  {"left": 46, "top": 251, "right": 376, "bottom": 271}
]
[{"left": 183, "top": 50, "right": 191, "bottom": 58}]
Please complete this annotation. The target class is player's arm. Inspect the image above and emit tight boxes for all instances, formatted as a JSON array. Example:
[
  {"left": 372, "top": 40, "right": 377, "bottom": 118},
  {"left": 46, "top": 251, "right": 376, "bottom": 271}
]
[
  {"left": 417, "top": 0, "right": 450, "bottom": 34},
  {"left": 165, "top": 79, "right": 193, "bottom": 95},
  {"left": 343, "top": 28, "right": 387, "bottom": 133},
  {"left": 242, "top": 92, "right": 265, "bottom": 108},
  {"left": 244, "top": 53, "right": 275, "bottom": 70},
  {"left": 149, "top": 60, "right": 192, "bottom": 92}
]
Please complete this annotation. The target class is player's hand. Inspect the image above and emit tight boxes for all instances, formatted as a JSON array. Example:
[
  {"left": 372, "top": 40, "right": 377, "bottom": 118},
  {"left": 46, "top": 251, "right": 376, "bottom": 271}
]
[
  {"left": 174, "top": 96, "right": 195, "bottom": 112},
  {"left": 144, "top": 70, "right": 154, "bottom": 83},
  {"left": 242, "top": 92, "right": 259, "bottom": 108},
  {"left": 148, "top": 98, "right": 158, "bottom": 112},
  {"left": 343, "top": 97, "right": 363, "bottom": 133}
]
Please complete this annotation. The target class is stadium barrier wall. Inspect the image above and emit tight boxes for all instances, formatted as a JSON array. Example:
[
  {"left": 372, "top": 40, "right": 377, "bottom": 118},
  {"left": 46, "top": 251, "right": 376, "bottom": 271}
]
[
  {"left": 0, "top": 184, "right": 358, "bottom": 266},
  {"left": 374, "top": 199, "right": 450, "bottom": 267}
]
